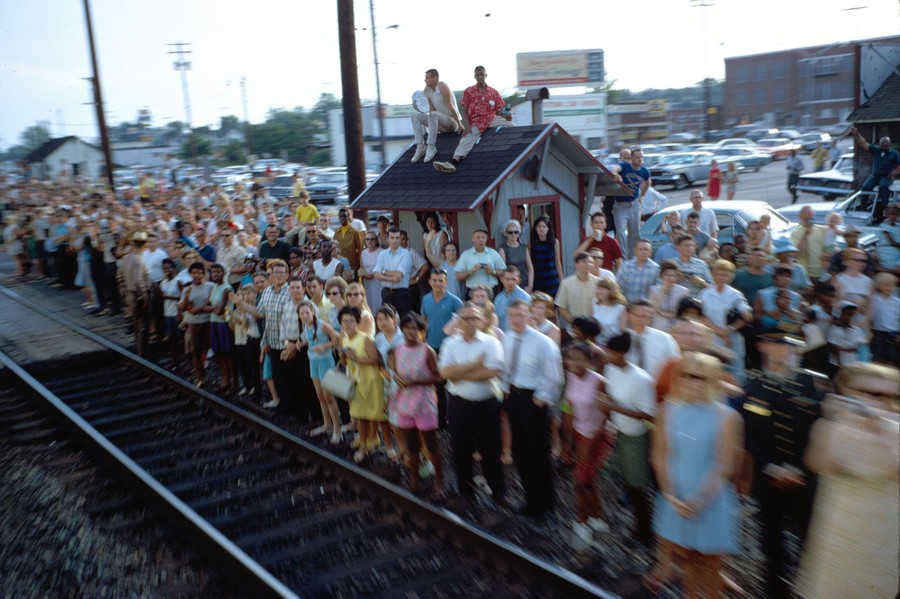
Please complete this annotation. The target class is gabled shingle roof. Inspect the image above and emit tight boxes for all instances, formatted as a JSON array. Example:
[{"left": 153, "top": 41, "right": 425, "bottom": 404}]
[
  {"left": 351, "top": 123, "right": 625, "bottom": 211},
  {"left": 351, "top": 124, "right": 546, "bottom": 211},
  {"left": 849, "top": 70, "right": 900, "bottom": 123},
  {"left": 25, "top": 136, "right": 99, "bottom": 163}
]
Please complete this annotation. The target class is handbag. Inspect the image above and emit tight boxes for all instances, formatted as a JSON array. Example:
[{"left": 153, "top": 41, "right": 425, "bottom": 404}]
[{"left": 322, "top": 367, "right": 355, "bottom": 401}]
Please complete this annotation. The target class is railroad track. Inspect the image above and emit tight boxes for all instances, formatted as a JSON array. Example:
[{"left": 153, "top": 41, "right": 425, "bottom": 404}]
[{"left": 0, "top": 285, "right": 614, "bottom": 598}]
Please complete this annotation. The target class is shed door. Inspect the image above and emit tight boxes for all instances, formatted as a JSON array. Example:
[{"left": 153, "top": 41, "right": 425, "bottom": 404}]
[{"left": 509, "top": 195, "right": 560, "bottom": 247}]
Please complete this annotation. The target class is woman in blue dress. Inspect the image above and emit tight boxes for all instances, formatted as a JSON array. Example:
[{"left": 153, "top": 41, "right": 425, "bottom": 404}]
[
  {"left": 530, "top": 215, "right": 562, "bottom": 297},
  {"left": 649, "top": 351, "right": 743, "bottom": 597}
]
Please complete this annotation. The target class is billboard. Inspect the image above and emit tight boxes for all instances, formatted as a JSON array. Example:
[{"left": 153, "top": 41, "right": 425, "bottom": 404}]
[{"left": 516, "top": 50, "right": 605, "bottom": 87}]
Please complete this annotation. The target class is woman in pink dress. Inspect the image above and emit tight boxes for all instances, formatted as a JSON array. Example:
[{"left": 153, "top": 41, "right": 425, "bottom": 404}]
[
  {"left": 706, "top": 160, "right": 723, "bottom": 201},
  {"left": 387, "top": 312, "right": 445, "bottom": 497}
]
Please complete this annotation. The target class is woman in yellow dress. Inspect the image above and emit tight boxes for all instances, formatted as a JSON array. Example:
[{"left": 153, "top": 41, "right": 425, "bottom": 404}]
[
  {"left": 797, "top": 362, "right": 899, "bottom": 598},
  {"left": 339, "top": 305, "right": 386, "bottom": 463}
]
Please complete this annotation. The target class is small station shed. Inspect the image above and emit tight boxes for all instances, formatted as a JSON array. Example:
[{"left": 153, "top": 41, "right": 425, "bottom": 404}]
[{"left": 350, "top": 123, "right": 627, "bottom": 278}]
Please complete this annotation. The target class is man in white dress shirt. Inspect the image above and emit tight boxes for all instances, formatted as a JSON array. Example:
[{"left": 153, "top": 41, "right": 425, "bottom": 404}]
[
  {"left": 502, "top": 300, "right": 564, "bottom": 520},
  {"left": 438, "top": 302, "right": 508, "bottom": 511},
  {"left": 625, "top": 299, "right": 680, "bottom": 380}
]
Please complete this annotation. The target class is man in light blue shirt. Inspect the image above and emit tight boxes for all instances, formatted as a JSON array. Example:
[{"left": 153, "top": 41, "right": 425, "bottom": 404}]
[
  {"left": 493, "top": 266, "right": 531, "bottom": 330},
  {"left": 455, "top": 229, "right": 506, "bottom": 296},
  {"left": 374, "top": 227, "right": 413, "bottom": 315}
]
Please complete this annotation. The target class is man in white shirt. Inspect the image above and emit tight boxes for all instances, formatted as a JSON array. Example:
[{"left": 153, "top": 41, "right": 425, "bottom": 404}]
[
  {"left": 555, "top": 252, "right": 600, "bottom": 329},
  {"left": 625, "top": 299, "right": 680, "bottom": 380},
  {"left": 142, "top": 232, "right": 170, "bottom": 340},
  {"left": 786, "top": 149, "right": 804, "bottom": 204},
  {"left": 438, "top": 303, "right": 508, "bottom": 510},
  {"left": 601, "top": 332, "right": 657, "bottom": 546},
  {"left": 455, "top": 229, "right": 506, "bottom": 296},
  {"left": 502, "top": 300, "right": 564, "bottom": 520},
  {"left": 680, "top": 190, "right": 717, "bottom": 239},
  {"left": 410, "top": 68, "right": 464, "bottom": 163}
]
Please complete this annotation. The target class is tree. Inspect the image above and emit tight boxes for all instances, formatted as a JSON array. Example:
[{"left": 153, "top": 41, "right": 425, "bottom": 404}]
[
  {"left": 219, "top": 115, "right": 241, "bottom": 135},
  {"left": 20, "top": 125, "right": 51, "bottom": 151},
  {"left": 223, "top": 140, "right": 246, "bottom": 164},
  {"left": 180, "top": 134, "right": 212, "bottom": 160},
  {"left": 311, "top": 93, "right": 342, "bottom": 124}
]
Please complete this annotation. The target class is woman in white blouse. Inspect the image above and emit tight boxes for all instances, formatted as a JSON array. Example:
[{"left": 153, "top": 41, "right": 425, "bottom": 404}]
[{"left": 698, "top": 260, "right": 752, "bottom": 384}]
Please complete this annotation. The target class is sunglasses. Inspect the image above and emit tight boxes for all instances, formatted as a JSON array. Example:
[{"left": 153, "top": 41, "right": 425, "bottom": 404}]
[
  {"left": 506, "top": 230, "right": 519, "bottom": 235},
  {"left": 347, "top": 292, "right": 361, "bottom": 296},
  {"left": 680, "top": 372, "right": 707, "bottom": 382},
  {"left": 327, "top": 291, "right": 342, "bottom": 296}
]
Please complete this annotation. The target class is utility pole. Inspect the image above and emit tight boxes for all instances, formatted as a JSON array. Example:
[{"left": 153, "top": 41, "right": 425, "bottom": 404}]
[
  {"left": 167, "top": 42, "right": 194, "bottom": 158},
  {"left": 240, "top": 76, "right": 253, "bottom": 156},
  {"left": 369, "top": 0, "right": 387, "bottom": 171},
  {"left": 691, "top": 0, "right": 715, "bottom": 141},
  {"left": 337, "top": 0, "right": 366, "bottom": 204},
  {"left": 82, "top": 0, "right": 115, "bottom": 188}
]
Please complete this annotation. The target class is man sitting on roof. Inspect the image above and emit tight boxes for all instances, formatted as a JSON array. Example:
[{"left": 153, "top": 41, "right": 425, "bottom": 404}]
[
  {"left": 433, "top": 65, "right": 514, "bottom": 174},
  {"left": 410, "top": 68, "right": 464, "bottom": 164}
]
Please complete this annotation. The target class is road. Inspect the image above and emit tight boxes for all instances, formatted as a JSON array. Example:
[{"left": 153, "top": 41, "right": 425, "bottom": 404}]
[{"left": 644, "top": 159, "right": 822, "bottom": 212}]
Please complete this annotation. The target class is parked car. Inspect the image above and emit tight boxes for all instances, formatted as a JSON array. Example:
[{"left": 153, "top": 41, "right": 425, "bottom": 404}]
[
  {"left": 712, "top": 147, "right": 772, "bottom": 172},
  {"left": 307, "top": 170, "right": 348, "bottom": 204},
  {"left": 656, "top": 143, "right": 685, "bottom": 153},
  {"left": 648, "top": 151, "right": 715, "bottom": 189},
  {"left": 794, "top": 153, "right": 855, "bottom": 200},
  {"left": 269, "top": 174, "right": 297, "bottom": 199},
  {"left": 640, "top": 200, "right": 797, "bottom": 252},
  {"left": 745, "top": 128, "right": 781, "bottom": 141},
  {"left": 713, "top": 138, "right": 759, "bottom": 150},
  {"left": 756, "top": 138, "right": 802, "bottom": 160},
  {"left": 778, "top": 190, "right": 887, "bottom": 251},
  {"left": 795, "top": 132, "right": 832, "bottom": 153}
]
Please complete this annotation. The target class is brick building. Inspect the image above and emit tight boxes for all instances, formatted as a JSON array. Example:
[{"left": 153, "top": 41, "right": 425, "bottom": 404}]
[{"left": 723, "top": 35, "right": 900, "bottom": 130}]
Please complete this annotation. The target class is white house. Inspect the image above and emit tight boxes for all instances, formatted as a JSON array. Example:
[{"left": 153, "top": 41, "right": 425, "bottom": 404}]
[{"left": 25, "top": 136, "right": 105, "bottom": 182}]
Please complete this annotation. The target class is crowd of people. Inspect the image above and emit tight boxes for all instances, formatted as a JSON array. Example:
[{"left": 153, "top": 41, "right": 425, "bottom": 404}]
[{"left": 2, "top": 142, "right": 899, "bottom": 597}]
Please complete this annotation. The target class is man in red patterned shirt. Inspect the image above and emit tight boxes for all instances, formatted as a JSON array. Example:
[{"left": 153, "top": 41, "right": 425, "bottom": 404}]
[{"left": 434, "top": 66, "right": 513, "bottom": 174}]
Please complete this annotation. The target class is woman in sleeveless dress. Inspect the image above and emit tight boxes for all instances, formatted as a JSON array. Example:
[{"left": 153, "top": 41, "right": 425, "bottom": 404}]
[
  {"left": 388, "top": 313, "right": 445, "bottom": 496},
  {"left": 497, "top": 219, "right": 534, "bottom": 291},
  {"left": 297, "top": 301, "right": 342, "bottom": 445},
  {"left": 339, "top": 305, "right": 386, "bottom": 463},
  {"left": 648, "top": 352, "right": 742, "bottom": 597},
  {"left": 530, "top": 215, "right": 562, "bottom": 296}
]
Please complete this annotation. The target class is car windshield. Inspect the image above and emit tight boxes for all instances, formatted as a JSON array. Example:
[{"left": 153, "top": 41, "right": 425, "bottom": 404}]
[
  {"left": 835, "top": 158, "right": 853, "bottom": 174},
  {"left": 738, "top": 207, "right": 790, "bottom": 229},
  {"left": 665, "top": 154, "right": 696, "bottom": 165},
  {"left": 757, "top": 139, "right": 788, "bottom": 147},
  {"left": 317, "top": 173, "right": 347, "bottom": 185},
  {"left": 273, "top": 176, "right": 293, "bottom": 186}
]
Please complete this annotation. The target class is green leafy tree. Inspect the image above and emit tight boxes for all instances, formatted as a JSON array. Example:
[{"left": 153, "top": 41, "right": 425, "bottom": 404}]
[
  {"left": 180, "top": 134, "right": 212, "bottom": 159},
  {"left": 21, "top": 125, "right": 51, "bottom": 151},
  {"left": 223, "top": 140, "right": 246, "bottom": 164}
]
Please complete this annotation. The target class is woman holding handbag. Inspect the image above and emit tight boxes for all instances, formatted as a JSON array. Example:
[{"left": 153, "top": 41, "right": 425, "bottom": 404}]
[
  {"left": 340, "top": 305, "right": 387, "bottom": 463},
  {"left": 298, "top": 300, "right": 343, "bottom": 445}
]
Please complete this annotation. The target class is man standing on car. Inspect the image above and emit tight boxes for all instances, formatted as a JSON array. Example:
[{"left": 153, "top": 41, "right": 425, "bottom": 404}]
[
  {"left": 786, "top": 149, "right": 804, "bottom": 204},
  {"left": 615, "top": 148, "right": 651, "bottom": 259},
  {"left": 410, "top": 69, "right": 464, "bottom": 164},
  {"left": 850, "top": 127, "right": 900, "bottom": 222}
]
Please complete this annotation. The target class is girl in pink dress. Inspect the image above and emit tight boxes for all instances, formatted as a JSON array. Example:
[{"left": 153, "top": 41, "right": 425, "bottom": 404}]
[
  {"left": 388, "top": 312, "right": 445, "bottom": 497},
  {"left": 565, "top": 342, "right": 615, "bottom": 548}
]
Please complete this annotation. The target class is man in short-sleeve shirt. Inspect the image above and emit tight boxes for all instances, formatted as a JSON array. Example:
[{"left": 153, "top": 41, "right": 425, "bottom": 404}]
[{"left": 433, "top": 66, "right": 513, "bottom": 174}]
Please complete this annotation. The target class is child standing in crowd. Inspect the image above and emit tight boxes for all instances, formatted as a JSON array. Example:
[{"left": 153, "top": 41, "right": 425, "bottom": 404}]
[
  {"left": 209, "top": 263, "right": 238, "bottom": 395},
  {"left": 179, "top": 262, "right": 213, "bottom": 388},
  {"left": 159, "top": 258, "right": 183, "bottom": 368},
  {"left": 297, "top": 300, "right": 342, "bottom": 445},
  {"left": 870, "top": 273, "right": 899, "bottom": 365},
  {"left": 564, "top": 342, "right": 613, "bottom": 548},
  {"left": 231, "top": 284, "right": 260, "bottom": 398},
  {"left": 388, "top": 313, "right": 444, "bottom": 497}
]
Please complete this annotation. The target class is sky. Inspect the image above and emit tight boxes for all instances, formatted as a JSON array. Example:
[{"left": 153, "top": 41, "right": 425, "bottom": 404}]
[{"left": 1, "top": 0, "right": 898, "bottom": 151}]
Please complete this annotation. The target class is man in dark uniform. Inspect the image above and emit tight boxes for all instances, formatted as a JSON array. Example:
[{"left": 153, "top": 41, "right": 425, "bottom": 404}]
[{"left": 740, "top": 332, "right": 824, "bottom": 599}]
